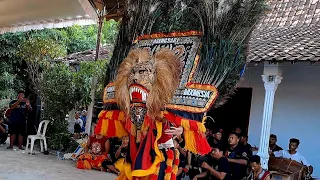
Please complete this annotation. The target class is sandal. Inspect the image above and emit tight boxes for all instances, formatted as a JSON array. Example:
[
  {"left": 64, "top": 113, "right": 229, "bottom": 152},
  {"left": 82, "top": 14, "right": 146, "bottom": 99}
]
[{"left": 7, "top": 146, "right": 13, "bottom": 149}]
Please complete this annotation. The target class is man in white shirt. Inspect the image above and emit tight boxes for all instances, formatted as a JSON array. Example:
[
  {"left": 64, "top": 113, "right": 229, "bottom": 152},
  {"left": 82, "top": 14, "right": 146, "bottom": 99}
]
[{"left": 272, "top": 138, "right": 313, "bottom": 174}]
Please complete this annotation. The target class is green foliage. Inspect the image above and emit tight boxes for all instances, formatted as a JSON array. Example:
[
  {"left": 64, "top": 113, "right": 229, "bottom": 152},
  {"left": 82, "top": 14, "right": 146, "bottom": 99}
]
[
  {"left": 0, "top": 20, "right": 118, "bottom": 151},
  {"left": 0, "top": 20, "right": 119, "bottom": 97},
  {"left": 0, "top": 71, "right": 23, "bottom": 99},
  {"left": 40, "top": 59, "right": 108, "bottom": 151},
  {"left": 40, "top": 63, "right": 77, "bottom": 151},
  {"left": 73, "top": 59, "right": 109, "bottom": 106},
  {"left": 61, "top": 20, "right": 119, "bottom": 54}
]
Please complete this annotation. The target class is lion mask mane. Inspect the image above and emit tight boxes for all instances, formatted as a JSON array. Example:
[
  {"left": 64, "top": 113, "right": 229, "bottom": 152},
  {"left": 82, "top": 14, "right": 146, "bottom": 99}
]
[{"left": 115, "top": 48, "right": 181, "bottom": 120}]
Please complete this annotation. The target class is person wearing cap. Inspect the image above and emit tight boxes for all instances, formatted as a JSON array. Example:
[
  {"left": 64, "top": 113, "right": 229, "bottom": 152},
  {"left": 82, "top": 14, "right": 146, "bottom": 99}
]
[
  {"left": 226, "top": 132, "right": 249, "bottom": 180},
  {"left": 7, "top": 90, "right": 32, "bottom": 150}
]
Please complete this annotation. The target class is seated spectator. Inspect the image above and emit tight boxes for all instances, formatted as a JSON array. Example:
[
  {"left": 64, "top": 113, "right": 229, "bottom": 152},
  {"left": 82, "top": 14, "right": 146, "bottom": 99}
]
[
  {"left": 195, "top": 145, "right": 231, "bottom": 180},
  {"left": 247, "top": 155, "right": 271, "bottom": 180},
  {"left": 186, "top": 152, "right": 203, "bottom": 180},
  {"left": 234, "top": 127, "right": 242, "bottom": 135},
  {"left": 240, "top": 135, "right": 253, "bottom": 157},
  {"left": 253, "top": 134, "right": 282, "bottom": 153},
  {"left": 210, "top": 128, "right": 224, "bottom": 148},
  {"left": 272, "top": 138, "right": 313, "bottom": 174},
  {"left": 101, "top": 136, "right": 128, "bottom": 175},
  {"left": 269, "top": 134, "right": 283, "bottom": 152},
  {"left": 76, "top": 133, "right": 110, "bottom": 170},
  {"left": 73, "top": 112, "right": 83, "bottom": 139},
  {"left": 174, "top": 136, "right": 187, "bottom": 180},
  {"left": 0, "top": 118, "right": 8, "bottom": 144},
  {"left": 226, "top": 132, "right": 249, "bottom": 180}
]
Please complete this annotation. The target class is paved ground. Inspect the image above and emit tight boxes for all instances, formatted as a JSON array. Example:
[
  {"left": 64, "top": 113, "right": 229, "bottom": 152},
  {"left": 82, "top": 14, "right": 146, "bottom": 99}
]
[{"left": 0, "top": 143, "right": 116, "bottom": 180}]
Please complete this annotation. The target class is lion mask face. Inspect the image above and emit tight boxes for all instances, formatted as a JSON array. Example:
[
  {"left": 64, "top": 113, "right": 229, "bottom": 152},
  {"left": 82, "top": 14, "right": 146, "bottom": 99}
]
[
  {"left": 115, "top": 48, "right": 181, "bottom": 119},
  {"left": 128, "top": 59, "right": 155, "bottom": 91}
]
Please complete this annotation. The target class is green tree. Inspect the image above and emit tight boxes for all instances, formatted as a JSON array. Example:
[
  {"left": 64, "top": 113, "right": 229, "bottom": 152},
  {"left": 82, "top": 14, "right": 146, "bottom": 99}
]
[
  {"left": 18, "top": 34, "right": 67, "bottom": 93},
  {"left": 40, "top": 63, "right": 77, "bottom": 150},
  {"left": 73, "top": 60, "right": 109, "bottom": 106}
]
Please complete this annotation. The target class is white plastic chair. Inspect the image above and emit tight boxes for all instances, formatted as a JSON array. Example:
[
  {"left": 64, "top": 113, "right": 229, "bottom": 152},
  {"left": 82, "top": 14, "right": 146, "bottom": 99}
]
[{"left": 26, "top": 120, "right": 50, "bottom": 154}]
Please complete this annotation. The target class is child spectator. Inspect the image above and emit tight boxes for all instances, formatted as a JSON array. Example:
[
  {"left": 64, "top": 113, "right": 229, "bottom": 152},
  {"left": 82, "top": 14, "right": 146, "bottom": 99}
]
[{"left": 74, "top": 112, "right": 83, "bottom": 139}]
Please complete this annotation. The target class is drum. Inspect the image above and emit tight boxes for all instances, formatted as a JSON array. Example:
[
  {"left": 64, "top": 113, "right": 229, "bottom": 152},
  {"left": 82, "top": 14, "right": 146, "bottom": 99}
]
[{"left": 268, "top": 157, "right": 307, "bottom": 180}]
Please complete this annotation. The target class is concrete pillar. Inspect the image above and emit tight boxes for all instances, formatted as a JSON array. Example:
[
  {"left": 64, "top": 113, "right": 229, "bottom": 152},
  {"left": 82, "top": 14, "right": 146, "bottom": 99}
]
[{"left": 257, "top": 74, "right": 282, "bottom": 169}]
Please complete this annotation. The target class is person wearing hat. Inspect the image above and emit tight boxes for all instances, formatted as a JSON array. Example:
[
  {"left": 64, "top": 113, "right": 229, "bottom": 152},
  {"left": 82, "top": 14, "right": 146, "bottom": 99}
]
[
  {"left": 226, "top": 132, "right": 250, "bottom": 180},
  {"left": 7, "top": 90, "right": 32, "bottom": 150}
]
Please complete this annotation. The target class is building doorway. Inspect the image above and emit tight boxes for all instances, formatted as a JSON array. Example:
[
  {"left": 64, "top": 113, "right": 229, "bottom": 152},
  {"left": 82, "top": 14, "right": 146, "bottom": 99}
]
[{"left": 207, "top": 88, "right": 253, "bottom": 138}]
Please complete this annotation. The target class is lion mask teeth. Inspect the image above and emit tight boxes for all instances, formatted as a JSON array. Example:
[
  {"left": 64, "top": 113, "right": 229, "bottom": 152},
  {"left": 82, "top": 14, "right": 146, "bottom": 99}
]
[{"left": 129, "top": 85, "right": 149, "bottom": 103}]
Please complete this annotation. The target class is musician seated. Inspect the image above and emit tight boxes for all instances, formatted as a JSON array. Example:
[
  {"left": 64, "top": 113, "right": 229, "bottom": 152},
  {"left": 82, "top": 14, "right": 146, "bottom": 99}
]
[{"left": 271, "top": 138, "right": 313, "bottom": 174}]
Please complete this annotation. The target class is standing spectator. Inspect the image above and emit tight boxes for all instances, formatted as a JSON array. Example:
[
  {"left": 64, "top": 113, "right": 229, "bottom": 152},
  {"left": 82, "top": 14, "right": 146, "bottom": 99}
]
[
  {"left": 7, "top": 90, "right": 32, "bottom": 150},
  {"left": 226, "top": 132, "right": 249, "bottom": 180},
  {"left": 74, "top": 112, "right": 83, "bottom": 139},
  {"left": 247, "top": 155, "right": 271, "bottom": 180},
  {"left": 80, "top": 110, "right": 87, "bottom": 133}
]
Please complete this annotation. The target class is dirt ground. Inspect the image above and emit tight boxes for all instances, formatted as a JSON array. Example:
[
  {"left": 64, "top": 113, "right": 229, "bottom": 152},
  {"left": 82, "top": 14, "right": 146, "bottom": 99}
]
[{"left": 0, "top": 143, "right": 116, "bottom": 180}]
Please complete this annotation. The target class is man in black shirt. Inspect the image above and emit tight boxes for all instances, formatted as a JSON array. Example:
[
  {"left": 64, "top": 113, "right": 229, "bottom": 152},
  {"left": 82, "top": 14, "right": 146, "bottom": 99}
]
[
  {"left": 226, "top": 132, "right": 249, "bottom": 180},
  {"left": 8, "top": 90, "right": 32, "bottom": 149},
  {"left": 209, "top": 128, "right": 223, "bottom": 148},
  {"left": 240, "top": 134, "right": 253, "bottom": 157},
  {"left": 195, "top": 145, "right": 231, "bottom": 180},
  {"left": 269, "top": 134, "right": 283, "bottom": 152}
]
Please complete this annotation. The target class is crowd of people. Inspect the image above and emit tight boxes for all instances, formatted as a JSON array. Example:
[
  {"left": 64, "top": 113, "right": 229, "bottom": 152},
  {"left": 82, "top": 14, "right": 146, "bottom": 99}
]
[
  {"left": 0, "top": 90, "right": 313, "bottom": 179},
  {"left": 75, "top": 126, "right": 313, "bottom": 180}
]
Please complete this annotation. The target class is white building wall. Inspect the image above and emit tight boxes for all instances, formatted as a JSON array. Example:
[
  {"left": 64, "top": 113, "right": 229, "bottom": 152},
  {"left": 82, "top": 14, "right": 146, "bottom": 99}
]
[{"left": 238, "top": 63, "right": 320, "bottom": 177}]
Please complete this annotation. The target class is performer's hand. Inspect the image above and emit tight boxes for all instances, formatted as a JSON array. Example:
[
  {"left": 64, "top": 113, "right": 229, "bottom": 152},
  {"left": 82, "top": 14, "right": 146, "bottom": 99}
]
[
  {"left": 193, "top": 177, "right": 197, "bottom": 180},
  {"left": 165, "top": 126, "right": 183, "bottom": 136}
]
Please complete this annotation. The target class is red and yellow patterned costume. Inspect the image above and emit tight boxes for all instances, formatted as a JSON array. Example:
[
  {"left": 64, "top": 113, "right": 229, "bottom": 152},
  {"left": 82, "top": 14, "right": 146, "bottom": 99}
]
[{"left": 76, "top": 135, "right": 109, "bottom": 170}]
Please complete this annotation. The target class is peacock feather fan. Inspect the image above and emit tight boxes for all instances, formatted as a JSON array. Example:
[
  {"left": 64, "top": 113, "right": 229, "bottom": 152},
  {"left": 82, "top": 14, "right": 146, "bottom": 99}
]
[{"left": 108, "top": 0, "right": 266, "bottom": 108}]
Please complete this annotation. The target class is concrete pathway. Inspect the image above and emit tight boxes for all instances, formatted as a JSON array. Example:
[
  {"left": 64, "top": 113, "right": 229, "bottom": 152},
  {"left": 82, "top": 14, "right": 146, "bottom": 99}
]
[{"left": 0, "top": 144, "right": 116, "bottom": 180}]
